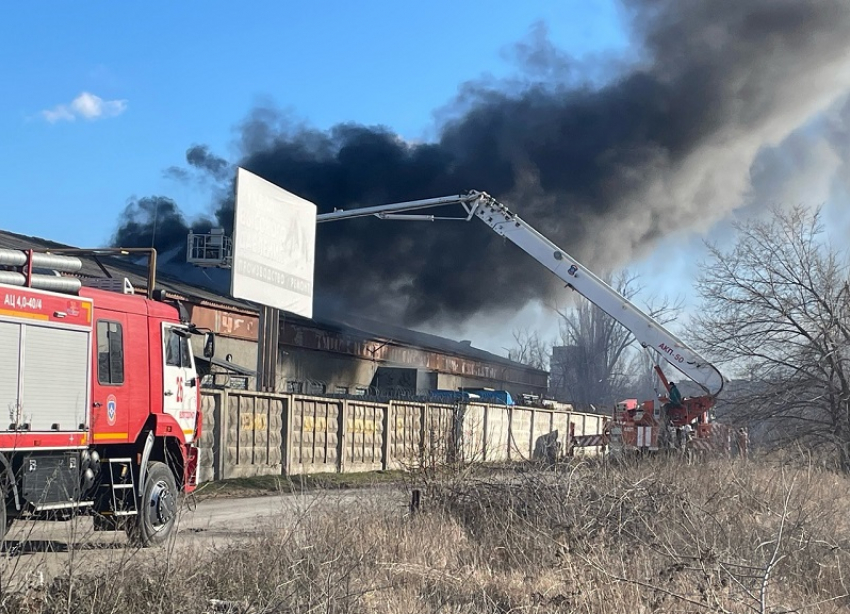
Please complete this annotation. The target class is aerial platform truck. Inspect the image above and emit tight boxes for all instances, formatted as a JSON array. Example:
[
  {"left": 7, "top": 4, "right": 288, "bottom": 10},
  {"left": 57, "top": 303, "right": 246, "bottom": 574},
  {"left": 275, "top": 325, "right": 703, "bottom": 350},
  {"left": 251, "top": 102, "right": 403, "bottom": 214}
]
[{"left": 316, "top": 190, "right": 727, "bottom": 456}]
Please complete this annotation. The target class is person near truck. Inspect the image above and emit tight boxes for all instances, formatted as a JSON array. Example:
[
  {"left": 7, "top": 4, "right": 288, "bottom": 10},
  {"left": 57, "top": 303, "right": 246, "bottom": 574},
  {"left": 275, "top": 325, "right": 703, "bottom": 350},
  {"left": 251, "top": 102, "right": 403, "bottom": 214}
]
[{"left": 668, "top": 381, "right": 683, "bottom": 407}]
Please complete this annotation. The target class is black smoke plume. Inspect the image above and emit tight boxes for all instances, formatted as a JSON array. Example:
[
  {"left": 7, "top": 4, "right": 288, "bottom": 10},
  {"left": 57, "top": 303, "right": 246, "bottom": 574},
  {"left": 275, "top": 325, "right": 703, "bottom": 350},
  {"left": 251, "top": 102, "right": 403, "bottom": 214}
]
[
  {"left": 164, "top": 145, "right": 232, "bottom": 184},
  {"left": 113, "top": 0, "right": 850, "bottom": 326},
  {"left": 112, "top": 196, "right": 212, "bottom": 256},
  {"left": 186, "top": 145, "right": 230, "bottom": 181}
]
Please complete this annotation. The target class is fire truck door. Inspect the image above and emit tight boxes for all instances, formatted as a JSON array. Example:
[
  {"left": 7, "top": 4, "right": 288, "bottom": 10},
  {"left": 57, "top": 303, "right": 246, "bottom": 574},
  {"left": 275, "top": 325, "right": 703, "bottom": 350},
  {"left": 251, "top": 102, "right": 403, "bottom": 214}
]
[
  {"left": 162, "top": 325, "right": 198, "bottom": 443},
  {"left": 92, "top": 317, "right": 131, "bottom": 439}
]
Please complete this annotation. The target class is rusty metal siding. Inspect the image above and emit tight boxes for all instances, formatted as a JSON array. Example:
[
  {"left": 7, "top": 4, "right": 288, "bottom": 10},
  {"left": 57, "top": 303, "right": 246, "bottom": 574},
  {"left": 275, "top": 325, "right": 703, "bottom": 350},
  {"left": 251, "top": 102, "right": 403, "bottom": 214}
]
[
  {"left": 290, "top": 396, "right": 341, "bottom": 474},
  {"left": 191, "top": 306, "right": 259, "bottom": 341},
  {"left": 343, "top": 401, "right": 384, "bottom": 472},
  {"left": 279, "top": 324, "right": 547, "bottom": 390}
]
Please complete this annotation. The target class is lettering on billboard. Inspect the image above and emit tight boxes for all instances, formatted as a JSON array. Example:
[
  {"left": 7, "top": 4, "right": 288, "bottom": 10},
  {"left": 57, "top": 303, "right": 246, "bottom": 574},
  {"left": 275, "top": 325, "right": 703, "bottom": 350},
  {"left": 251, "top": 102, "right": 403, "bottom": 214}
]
[{"left": 234, "top": 259, "right": 312, "bottom": 296}]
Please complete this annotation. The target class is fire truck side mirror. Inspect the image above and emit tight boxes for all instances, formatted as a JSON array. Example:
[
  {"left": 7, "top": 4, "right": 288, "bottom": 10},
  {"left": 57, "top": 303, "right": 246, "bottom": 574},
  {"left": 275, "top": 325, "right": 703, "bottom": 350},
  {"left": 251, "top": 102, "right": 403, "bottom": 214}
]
[{"left": 203, "top": 332, "right": 216, "bottom": 359}]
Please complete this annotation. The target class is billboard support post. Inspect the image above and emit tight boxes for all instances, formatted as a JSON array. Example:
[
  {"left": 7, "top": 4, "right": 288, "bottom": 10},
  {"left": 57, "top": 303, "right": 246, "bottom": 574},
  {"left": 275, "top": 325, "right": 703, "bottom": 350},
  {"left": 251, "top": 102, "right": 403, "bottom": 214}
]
[{"left": 257, "top": 305, "right": 280, "bottom": 392}]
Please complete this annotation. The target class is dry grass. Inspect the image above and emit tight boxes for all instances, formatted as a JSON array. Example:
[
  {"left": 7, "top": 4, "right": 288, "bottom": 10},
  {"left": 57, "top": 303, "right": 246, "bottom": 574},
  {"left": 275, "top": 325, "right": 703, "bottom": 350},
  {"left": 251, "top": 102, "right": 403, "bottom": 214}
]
[
  {"left": 191, "top": 469, "right": 408, "bottom": 500},
  {"left": 3, "top": 456, "right": 850, "bottom": 613}
]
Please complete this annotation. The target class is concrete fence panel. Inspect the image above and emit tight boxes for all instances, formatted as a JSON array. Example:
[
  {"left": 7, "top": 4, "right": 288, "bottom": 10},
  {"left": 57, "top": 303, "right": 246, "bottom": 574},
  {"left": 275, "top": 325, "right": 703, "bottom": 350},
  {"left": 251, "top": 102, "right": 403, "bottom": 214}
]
[
  {"left": 342, "top": 400, "right": 385, "bottom": 473},
  {"left": 387, "top": 402, "right": 425, "bottom": 470},
  {"left": 199, "top": 390, "right": 608, "bottom": 480},
  {"left": 424, "top": 403, "right": 456, "bottom": 466},
  {"left": 290, "top": 395, "right": 341, "bottom": 474},
  {"left": 484, "top": 405, "right": 510, "bottom": 462},
  {"left": 198, "top": 391, "right": 221, "bottom": 482},
  {"left": 508, "top": 407, "right": 534, "bottom": 461},
  {"left": 571, "top": 414, "right": 588, "bottom": 456},
  {"left": 552, "top": 411, "right": 570, "bottom": 449},
  {"left": 221, "top": 390, "right": 285, "bottom": 479},
  {"left": 572, "top": 414, "right": 587, "bottom": 438},
  {"left": 459, "top": 404, "right": 487, "bottom": 463}
]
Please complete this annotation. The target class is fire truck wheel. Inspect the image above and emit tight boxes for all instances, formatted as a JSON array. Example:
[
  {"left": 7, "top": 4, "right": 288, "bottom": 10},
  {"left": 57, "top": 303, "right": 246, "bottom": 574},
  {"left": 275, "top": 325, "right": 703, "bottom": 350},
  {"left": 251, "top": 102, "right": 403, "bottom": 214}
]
[{"left": 127, "top": 461, "right": 179, "bottom": 547}]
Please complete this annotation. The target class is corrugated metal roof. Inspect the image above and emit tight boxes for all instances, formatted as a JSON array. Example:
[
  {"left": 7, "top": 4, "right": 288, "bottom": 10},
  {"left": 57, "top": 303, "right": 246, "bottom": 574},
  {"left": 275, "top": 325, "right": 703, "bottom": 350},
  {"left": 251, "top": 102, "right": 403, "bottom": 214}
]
[{"left": 0, "top": 228, "right": 547, "bottom": 375}]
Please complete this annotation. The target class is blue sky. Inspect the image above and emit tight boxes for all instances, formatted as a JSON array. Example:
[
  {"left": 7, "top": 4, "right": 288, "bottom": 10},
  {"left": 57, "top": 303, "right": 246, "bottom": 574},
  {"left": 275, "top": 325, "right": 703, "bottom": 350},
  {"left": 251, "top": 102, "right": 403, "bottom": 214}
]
[
  {"left": 3, "top": 1, "right": 850, "bottom": 362},
  {"left": 1, "top": 1, "right": 627, "bottom": 247}
]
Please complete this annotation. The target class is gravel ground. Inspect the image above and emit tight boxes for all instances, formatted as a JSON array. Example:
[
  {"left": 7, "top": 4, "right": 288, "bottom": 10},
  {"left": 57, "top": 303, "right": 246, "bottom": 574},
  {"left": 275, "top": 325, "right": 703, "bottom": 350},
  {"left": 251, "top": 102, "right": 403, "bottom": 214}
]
[{"left": 0, "top": 484, "right": 410, "bottom": 592}]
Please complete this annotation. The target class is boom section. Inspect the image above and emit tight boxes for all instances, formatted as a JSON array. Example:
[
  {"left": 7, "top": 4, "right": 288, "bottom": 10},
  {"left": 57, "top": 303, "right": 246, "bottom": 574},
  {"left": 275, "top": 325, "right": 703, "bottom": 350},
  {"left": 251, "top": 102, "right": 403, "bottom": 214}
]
[
  {"left": 471, "top": 198, "right": 724, "bottom": 396},
  {"left": 316, "top": 190, "right": 724, "bottom": 396}
]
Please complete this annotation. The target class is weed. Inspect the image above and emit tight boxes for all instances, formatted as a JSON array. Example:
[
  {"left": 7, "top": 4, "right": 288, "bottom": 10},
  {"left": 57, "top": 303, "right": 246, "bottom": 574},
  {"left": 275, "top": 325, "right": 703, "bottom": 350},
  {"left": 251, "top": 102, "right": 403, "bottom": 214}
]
[{"left": 2, "top": 457, "right": 849, "bottom": 613}]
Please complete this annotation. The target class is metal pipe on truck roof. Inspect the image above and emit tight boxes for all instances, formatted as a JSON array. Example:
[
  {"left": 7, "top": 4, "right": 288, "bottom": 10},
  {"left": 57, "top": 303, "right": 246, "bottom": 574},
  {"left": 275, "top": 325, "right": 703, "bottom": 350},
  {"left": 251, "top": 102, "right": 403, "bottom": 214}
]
[
  {"left": 35, "top": 247, "right": 157, "bottom": 300},
  {"left": 0, "top": 249, "right": 83, "bottom": 273},
  {"left": 0, "top": 271, "right": 82, "bottom": 293}
]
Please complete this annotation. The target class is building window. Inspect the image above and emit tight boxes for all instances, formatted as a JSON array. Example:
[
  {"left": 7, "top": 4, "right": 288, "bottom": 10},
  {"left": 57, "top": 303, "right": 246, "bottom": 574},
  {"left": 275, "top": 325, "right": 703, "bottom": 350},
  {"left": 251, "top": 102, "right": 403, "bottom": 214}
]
[
  {"left": 354, "top": 387, "right": 368, "bottom": 397},
  {"left": 334, "top": 386, "right": 349, "bottom": 395},
  {"left": 308, "top": 381, "right": 326, "bottom": 395},
  {"left": 286, "top": 381, "right": 303, "bottom": 394},
  {"left": 97, "top": 320, "right": 124, "bottom": 385}
]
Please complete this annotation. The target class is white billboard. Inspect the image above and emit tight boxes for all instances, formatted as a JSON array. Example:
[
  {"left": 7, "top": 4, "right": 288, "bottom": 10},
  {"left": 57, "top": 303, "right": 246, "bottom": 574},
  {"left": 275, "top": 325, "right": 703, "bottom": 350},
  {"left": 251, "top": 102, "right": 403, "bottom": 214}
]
[{"left": 231, "top": 167, "right": 316, "bottom": 318}]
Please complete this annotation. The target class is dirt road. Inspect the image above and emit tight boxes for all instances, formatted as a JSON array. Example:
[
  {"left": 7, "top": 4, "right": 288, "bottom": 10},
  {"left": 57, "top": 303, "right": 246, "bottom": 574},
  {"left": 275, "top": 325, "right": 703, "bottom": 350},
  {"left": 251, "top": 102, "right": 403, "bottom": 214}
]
[{"left": 0, "top": 485, "right": 408, "bottom": 590}]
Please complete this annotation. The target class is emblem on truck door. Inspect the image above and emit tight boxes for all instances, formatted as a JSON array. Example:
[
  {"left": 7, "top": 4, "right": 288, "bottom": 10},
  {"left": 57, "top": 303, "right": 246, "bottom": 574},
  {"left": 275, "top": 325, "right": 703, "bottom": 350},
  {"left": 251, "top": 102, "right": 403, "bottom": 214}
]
[{"left": 106, "top": 395, "right": 117, "bottom": 426}]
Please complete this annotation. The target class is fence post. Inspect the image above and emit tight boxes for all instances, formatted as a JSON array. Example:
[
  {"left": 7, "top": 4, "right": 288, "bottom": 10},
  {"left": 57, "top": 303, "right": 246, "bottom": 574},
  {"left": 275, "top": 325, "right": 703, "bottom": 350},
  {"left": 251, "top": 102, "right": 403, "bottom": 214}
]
[
  {"left": 450, "top": 404, "right": 461, "bottom": 464},
  {"left": 482, "top": 404, "right": 489, "bottom": 463},
  {"left": 419, "top": 403, "right": 427, "bottom": 468},
  {"left": 338, "top": 399, "right": 348, "bottom": 474},
  {"left": 282, "top": 394, "right": 292, "bottom": 475},
  {"left": 507, "top": 406, "right": 513, "bottom": 462},
  {"left": 381, "top": 401, "right": 391, "bottom": 471}
]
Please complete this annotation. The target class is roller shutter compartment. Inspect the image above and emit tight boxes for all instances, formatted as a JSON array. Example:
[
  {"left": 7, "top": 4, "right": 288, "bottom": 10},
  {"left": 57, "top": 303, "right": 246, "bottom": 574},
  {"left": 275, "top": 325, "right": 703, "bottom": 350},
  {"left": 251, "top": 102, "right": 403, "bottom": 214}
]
[
  {"left": 20, "top": 325, "right": 89, "bottom": 431},
  {"left": 0, "top": 322, "right": 21, "bottom": 427}
]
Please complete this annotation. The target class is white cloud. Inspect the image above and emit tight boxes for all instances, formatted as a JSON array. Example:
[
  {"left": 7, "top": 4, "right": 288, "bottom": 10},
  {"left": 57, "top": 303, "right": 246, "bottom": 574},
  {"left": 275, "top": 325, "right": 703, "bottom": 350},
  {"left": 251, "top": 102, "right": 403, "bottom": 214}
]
[
  {"left": 41, "top": 92, "right": 127, "bottom": 123},
  {"left": 41, "top": 106, "right": 75, "bottom": 123}
]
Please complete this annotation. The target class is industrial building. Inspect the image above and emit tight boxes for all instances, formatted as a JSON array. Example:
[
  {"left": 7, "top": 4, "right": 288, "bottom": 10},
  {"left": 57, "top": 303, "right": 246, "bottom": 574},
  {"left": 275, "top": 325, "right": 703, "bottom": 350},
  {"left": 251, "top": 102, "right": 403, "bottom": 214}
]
[{"left": 0, "top": 229, "right": 548, "bottom": 400}]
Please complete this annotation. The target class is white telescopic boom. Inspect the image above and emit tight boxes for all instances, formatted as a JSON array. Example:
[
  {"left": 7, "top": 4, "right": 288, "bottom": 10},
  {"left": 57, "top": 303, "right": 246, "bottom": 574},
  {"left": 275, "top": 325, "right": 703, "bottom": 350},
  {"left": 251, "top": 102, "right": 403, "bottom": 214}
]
[
  {"left": 470, "top": 194, "right": 724, "bottom": 396},
  {"left": 317, "top": 190, "right": 725, "bottom": 396}
]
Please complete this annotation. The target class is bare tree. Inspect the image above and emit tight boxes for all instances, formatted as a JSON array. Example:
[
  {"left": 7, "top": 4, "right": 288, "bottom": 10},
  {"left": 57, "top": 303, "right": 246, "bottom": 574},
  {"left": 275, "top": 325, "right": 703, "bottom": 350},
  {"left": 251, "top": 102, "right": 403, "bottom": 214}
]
[
  {"left": 507, "top": 327, "right": 549, "bottom": 371},
  {"left": 549, "top": 271, "right": 680, "bottom": 411},
  {"left": 629, "top": 344, "right": 669, "bottom": 406},
  {"left": 693, "top": 205, "right": 850, "bottom": 469}
]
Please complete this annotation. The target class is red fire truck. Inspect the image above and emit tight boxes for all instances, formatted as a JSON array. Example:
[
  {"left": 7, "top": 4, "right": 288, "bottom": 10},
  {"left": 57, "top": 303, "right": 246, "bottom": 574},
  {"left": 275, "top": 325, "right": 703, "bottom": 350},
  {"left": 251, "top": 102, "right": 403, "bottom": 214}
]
[{"left": 0, "top": 247, "right": 213, "bottom": 546}]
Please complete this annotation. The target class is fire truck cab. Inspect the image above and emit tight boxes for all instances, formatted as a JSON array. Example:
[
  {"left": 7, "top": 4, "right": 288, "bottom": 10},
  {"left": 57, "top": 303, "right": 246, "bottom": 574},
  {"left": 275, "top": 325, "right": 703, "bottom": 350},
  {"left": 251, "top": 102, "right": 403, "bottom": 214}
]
[{"left": 0, "top": 247, "right": 212, "bottom": 547}]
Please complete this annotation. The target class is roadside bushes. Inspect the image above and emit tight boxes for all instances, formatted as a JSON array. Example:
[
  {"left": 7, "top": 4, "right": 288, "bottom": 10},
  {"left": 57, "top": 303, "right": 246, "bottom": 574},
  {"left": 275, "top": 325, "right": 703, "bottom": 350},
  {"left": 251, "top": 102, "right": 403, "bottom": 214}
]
[{"left": 5, "top": 456, "right": 850, "bottom": 613}]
